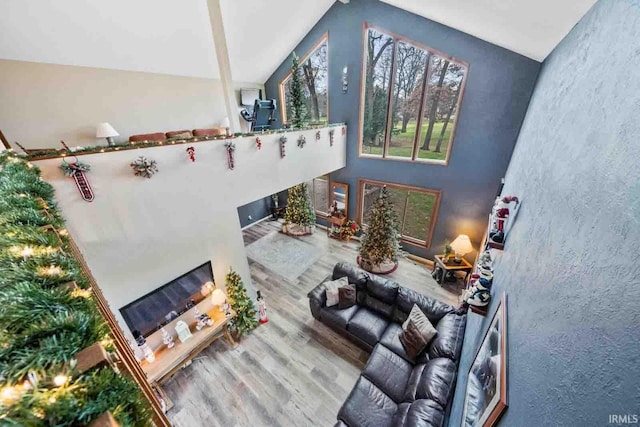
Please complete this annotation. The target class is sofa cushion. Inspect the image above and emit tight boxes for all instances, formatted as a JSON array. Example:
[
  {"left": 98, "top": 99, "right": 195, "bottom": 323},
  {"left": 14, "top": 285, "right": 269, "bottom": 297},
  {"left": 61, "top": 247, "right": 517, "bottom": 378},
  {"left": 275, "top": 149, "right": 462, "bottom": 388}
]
[
  {"left": 321, "top": 305, "right": 359, "bottom": 330},
  {"left": 381, "top": 323, "right": 430, "bottom": 365},
  {"left": 333, "top": 262, "right": 369, "bottom": 304},
  {"left": 129, "top": 132, "right": 167, "bottom": 143},
  {"left": 165, "top": 129, "right": 193, "bottom": 138},
  {"left": 337, "top": 376, "right": 397, "bottom": 427},
  {"left": 363, "top": 275, "right": 399, "bottom": 319},
  {"left": 362, "top": 345, "right": 413, "bottom": 403},
  {"left": 427, "top": 313, "right": 466, "bottom": 362},
  {"left": 403, "top": 399, "right": 445, "bottom": 427},
  {"left": 403, "top": 358, "right": 456, "bottom": 409},
  {"left": 392, "top": 287, "right": 454, "bottom": 325},
  {"left": 339, "top": 284, "right": 357, "bottom": 309},
  {"left": 347, "top": 307, "right": 389, "bottom": 347},
  {"left": 392, "top": 402, "right": 411, "bottom": 426},
  {"left": 193, "top": 128, "right": 222, "bottom": 137}
]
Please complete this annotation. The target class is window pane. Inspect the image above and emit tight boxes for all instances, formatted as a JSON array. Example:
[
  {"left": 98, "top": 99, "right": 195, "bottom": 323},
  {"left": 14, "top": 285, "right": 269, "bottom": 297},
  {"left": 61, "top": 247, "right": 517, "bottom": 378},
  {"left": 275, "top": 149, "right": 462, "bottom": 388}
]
[
  {"left": 417, "top": 55, "right": 466, "bottom": 161},
  {"left": 281, "top": 38, "right": 329, "bottom": 125},
  {"left": 403, "top": 191, "right": 437, "bottom": 242},
  {"left": 361, "top": 29, "right": 394, "bottom": 157},
  {"left": 386, "top": 187, "right": 408, "bottom": 231},
  {"left": 388, "top": 42, "right": 427, "bottom": 159},
  {"left": 362, "top": 183, "right": 383, "bottom": 225},
  {"left": 313, "top": 176, "right": 329, "bottom": 216}
]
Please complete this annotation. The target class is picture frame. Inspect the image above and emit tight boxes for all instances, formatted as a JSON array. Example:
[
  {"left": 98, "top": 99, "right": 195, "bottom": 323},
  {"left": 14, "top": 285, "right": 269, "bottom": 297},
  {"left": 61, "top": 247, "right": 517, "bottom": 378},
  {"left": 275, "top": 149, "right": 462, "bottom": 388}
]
[{"left": 461, "top": 293, "right": 508, "bottom": 426}]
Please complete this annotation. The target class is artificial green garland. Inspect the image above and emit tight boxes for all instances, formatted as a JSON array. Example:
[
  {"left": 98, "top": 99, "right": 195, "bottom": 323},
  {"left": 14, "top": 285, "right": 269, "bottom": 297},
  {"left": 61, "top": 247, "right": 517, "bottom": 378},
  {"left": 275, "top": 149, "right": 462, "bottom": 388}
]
[{"left": 0, "top": 152, "right": 151, "bottom": 426}]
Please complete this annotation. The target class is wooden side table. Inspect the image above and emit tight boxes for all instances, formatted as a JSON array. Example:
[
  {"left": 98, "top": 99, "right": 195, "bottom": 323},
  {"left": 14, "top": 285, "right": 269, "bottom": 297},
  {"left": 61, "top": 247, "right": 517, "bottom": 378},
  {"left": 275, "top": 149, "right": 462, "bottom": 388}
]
[{"left": 432, "top": 255, "right": 473, "bottom": 286}]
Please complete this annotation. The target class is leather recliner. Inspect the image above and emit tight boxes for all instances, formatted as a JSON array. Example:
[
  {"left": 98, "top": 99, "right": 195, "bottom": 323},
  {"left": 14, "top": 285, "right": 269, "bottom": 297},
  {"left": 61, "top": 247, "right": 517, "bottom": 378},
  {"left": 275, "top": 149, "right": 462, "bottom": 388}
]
[{"left": 308, "top": 262, "right": 466, "bottom": 427}]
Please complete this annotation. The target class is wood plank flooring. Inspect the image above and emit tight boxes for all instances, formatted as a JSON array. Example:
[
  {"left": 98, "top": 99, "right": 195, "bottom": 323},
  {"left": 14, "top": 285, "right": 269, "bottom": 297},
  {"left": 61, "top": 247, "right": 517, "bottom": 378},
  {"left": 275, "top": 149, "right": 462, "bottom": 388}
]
[{"left": 164, "top": 219, "right": 463, "bottom": 427}]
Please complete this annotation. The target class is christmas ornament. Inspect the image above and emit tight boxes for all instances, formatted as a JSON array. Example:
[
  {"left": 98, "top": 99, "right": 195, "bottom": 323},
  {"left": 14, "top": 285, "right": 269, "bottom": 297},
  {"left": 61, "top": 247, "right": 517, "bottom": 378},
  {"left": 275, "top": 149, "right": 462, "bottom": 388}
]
[
  {"left": 130, "top": 156, "right": 158, "bottom": 178},
  {"left": 329, "top": 129, "right": 335, "bottom": 146},
  {"left": 186, "top": 146, "right": 196, "bottom": 162},
  {"left": 342, "top": 126, "right": 346, "bottom": 136},
  {"left": 297, "top": 134, "right": 307, "bottom": 148},
  {"left": 257, "top": 290, "right": 268, "bottom": 324},
  {"left": 224, "top": 141, "right": 236, "bottom": 170},
  {"left": 279, "top": 135, "right": 287, "bottom": 158},
  {"left": 316, "top": 131, "right": 321, "bottom": 141},
  {"left": 59, "top": 159, "right": 94, "bottom": 202},
  {"left": 256, "top": 136, "right": 262, "bottom": 150},
  {"left": 161, "top": 327, "right": 175, "bottom": 349}
]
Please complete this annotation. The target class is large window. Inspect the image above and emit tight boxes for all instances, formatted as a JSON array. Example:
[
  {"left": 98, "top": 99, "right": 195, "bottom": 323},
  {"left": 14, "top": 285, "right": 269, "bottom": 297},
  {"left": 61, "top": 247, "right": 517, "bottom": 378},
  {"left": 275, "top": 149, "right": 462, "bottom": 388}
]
[
  {"left": 358, "top": 179, "right": 440, "bottom": 247},
  {"left": 280, "top": 34, "right": 329, "bottom": 125},
  {"left": 359, "top": 24, "right": 468, "bottom": 164}
]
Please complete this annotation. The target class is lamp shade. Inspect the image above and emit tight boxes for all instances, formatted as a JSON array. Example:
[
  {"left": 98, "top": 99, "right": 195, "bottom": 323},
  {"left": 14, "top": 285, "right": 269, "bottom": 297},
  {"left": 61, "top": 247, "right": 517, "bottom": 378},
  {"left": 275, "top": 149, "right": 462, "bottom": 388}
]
[
  {"left": 450, "top": 234, "right": 473, "bottom": 255},
  {"left": 211, "top": 289, "right": 226, "bottom": 306},
  {"left": 96, "top": 122, "right": 119, "bottom": 138}
]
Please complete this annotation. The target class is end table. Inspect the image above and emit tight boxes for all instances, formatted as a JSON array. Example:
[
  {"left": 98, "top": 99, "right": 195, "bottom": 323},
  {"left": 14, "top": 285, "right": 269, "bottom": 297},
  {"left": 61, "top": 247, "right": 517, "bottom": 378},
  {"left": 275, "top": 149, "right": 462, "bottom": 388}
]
[{"left": 432, "top": 255, "right": 473, "bottom": 286}]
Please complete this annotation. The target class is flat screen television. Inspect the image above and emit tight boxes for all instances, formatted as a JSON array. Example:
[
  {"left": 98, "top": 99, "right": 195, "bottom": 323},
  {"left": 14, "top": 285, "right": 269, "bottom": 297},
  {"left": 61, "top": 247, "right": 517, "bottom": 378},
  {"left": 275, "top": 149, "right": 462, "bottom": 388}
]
[{"left": 120, "top": 261, "right": 214, "bottom": 338}]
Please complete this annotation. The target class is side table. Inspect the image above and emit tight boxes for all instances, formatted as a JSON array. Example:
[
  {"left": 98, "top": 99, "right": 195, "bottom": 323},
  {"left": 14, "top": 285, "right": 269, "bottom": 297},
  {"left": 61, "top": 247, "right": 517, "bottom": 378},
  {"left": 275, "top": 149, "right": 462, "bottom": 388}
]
[{"left": 432, "top": 254, "right": 473, "bottom": 286}]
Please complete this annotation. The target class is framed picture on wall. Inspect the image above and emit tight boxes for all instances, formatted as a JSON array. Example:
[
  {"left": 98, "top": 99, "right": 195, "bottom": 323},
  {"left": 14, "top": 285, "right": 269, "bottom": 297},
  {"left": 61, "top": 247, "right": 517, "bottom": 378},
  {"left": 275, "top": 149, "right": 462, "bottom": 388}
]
[{"left": 461, "top": 293, "right": 508, "bottom": 426}]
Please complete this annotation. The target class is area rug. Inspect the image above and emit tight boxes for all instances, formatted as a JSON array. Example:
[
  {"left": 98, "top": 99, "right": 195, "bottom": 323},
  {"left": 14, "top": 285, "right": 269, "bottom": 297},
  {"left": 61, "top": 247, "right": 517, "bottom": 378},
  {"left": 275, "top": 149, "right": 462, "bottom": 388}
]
[{"left": 245, "top": 232, "right": 325, "bottom": 282}]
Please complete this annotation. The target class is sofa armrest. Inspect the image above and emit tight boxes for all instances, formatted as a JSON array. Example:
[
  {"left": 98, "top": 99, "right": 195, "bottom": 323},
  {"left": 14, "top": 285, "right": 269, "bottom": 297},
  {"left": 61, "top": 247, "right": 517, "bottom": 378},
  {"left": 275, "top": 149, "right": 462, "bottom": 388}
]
[{"left": 307, "top": 274, "right": 332, "bottom": 307}]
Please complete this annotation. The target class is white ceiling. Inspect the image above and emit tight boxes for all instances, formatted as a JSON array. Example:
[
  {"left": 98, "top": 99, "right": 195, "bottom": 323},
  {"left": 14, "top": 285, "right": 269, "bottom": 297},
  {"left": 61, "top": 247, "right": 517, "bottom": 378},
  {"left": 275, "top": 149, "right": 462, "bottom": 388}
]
[
  {"left": 0, "top": 0, "right": 594, "bottom": 83},
  {"left": 0, "top": 0, "right": 333, "bottom": 83},
  {"left": 380, "top": 0, "right": 596, "bottom": 61}
]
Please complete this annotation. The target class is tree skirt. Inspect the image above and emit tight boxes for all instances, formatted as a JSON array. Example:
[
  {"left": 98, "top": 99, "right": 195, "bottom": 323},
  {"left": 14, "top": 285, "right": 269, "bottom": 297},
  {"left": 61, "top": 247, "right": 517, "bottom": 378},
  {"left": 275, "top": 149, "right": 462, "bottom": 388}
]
[
  {"left": 357, "top": 255, "right": 399, "bottom": 275},
  {"left": 282, "top": 223, "right": 314, "bottom": 236},
  {"left": 246, "top": 232, "right": 325, "bottom": 282}
]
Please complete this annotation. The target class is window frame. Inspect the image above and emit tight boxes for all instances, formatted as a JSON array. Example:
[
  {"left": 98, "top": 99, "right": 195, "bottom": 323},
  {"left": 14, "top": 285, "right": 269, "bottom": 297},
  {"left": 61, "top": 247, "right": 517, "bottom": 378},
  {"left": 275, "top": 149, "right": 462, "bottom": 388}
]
[
  {"left": 279, "top": 33, "right": 330, "bottom": 126},
  {"left": 357, "top": 23, "right": 469, "bottom": 166},
  {"left": 356, "top": 178, "right": 441, "bottom": 248}
]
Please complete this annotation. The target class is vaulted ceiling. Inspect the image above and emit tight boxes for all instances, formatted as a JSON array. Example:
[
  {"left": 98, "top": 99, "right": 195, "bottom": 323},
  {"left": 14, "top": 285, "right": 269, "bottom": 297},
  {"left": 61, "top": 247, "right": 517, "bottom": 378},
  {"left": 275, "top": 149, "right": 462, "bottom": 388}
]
[{"left": 0, "top": 0, "right": 595, "bottom": 83}]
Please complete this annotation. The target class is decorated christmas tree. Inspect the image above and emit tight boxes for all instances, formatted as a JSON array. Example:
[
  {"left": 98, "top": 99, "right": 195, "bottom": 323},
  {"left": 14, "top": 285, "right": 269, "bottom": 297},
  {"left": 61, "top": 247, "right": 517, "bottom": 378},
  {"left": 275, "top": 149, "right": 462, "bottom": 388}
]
[
  {"left": 225, "top": 268, "right": 258, "bottom": 339},
  {"left": 284, "top": 183, "right": 316, "bottom": 227},
  {"left": 359, "top": 186, "right": 400, "bottom": 270},
  {"left": 288, "top": 52, "right": 307, "bottom": 128}
]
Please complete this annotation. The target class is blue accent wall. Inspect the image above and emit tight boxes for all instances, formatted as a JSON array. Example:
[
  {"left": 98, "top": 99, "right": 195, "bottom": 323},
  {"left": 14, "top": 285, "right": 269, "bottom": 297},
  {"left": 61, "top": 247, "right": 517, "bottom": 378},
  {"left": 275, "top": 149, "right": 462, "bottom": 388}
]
[
  {"left": 449, "top": 1, "right": 640, "bottom": 425},
  {"left": 237, "top": 191, "right": 288, "bottom": 228},
  {"left": 264, "top": 0, "right": 540, "bottom": 259}
]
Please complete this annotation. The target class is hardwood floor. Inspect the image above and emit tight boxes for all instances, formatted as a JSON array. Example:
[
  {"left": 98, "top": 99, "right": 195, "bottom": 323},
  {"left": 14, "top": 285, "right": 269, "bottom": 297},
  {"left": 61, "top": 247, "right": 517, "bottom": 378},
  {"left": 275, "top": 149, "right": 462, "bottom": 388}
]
[{"left": 164, "top": 219, "right": 463, "bottom": 427}]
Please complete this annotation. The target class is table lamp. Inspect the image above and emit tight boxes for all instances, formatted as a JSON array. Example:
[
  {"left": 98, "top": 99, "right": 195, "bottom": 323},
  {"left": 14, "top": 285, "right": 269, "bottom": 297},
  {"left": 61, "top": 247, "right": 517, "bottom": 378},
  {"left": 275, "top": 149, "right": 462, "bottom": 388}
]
[
  {"left": 211, "top": 289, "right": 227, "bottom": 313},
  {"left": 96, "top": 122, "right": 119, "bottom": 146},
  {"left": 450, "top": 234, "right": 473, "bottom": 263}
]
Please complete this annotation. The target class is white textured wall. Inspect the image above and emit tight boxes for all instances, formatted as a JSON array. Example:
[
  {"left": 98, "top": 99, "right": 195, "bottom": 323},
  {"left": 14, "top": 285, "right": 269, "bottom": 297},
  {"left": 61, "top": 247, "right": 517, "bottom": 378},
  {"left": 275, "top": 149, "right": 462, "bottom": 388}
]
[
  {"left": 0, "top": 59, "right": 263, "bottom": 149},
  {"left": 34, "top": 127, "right": 346, "bottom": 346}
]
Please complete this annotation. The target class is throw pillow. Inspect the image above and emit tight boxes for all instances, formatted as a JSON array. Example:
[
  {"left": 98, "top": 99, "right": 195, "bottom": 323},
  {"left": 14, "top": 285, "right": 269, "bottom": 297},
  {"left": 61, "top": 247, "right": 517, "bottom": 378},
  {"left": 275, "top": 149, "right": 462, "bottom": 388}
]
[
  {"left": 402, "top": 304, "right": 437, "bottom": 344},
  {"left": 400, "top": 319, "right": 428, "bottom": 359},
  {"left": 324, "top": 277, "right": 348, "bottom": 307},
  {"left": 338, "top": 284, "right": 356, "bottom": 309},
  {"left": 170, "top": 131, "right": 192, "bottom": 139}
]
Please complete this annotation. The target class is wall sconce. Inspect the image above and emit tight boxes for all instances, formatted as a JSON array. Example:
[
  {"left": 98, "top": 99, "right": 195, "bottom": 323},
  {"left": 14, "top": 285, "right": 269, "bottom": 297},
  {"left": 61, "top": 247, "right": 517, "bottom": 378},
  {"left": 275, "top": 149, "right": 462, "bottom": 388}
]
[{"left": 342, "top": 66, "right": 348, "bottom": 93}]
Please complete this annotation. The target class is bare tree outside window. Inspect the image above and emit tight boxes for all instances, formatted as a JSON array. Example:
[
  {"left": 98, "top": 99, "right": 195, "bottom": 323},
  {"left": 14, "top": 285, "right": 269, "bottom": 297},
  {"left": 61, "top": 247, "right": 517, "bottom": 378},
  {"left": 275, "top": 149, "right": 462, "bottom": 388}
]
[
  {"left": 359, "top": 25, "right": 467, "bottom": 163},
  {"left": 281, "top": 35, "right": 329, "bottom": 125}
]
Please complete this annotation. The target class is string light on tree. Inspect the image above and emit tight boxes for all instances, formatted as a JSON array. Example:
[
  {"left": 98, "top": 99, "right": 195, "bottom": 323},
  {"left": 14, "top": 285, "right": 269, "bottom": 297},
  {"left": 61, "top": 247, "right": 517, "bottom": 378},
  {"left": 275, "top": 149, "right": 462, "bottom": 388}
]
[{"left": 53, "top": 374, "right": 68, "bottom": 387}]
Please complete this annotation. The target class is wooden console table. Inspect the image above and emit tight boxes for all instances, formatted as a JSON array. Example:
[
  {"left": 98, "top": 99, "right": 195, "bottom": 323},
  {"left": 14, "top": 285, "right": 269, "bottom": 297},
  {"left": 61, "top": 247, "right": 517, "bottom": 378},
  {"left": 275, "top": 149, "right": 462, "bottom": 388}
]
[{"left": 141, "top": 308, "right": 236, "bottom": 386}]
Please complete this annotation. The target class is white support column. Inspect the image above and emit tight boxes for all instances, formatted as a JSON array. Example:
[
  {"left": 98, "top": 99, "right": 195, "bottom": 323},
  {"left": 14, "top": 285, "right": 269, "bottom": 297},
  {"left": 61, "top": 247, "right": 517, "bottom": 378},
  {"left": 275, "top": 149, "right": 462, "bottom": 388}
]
[{"left": 206, "top": 0, "right": 241, "bottom": 134}]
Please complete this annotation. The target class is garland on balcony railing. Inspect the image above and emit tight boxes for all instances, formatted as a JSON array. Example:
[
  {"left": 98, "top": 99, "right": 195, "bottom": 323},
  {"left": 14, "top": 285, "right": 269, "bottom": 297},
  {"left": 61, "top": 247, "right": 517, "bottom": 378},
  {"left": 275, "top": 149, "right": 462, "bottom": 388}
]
[
  {"left": 23, "top": 123, "right": 347, "bottom": 161},
  {"left": 0, "top": 152, "right": 151, "bottom": 426}
]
